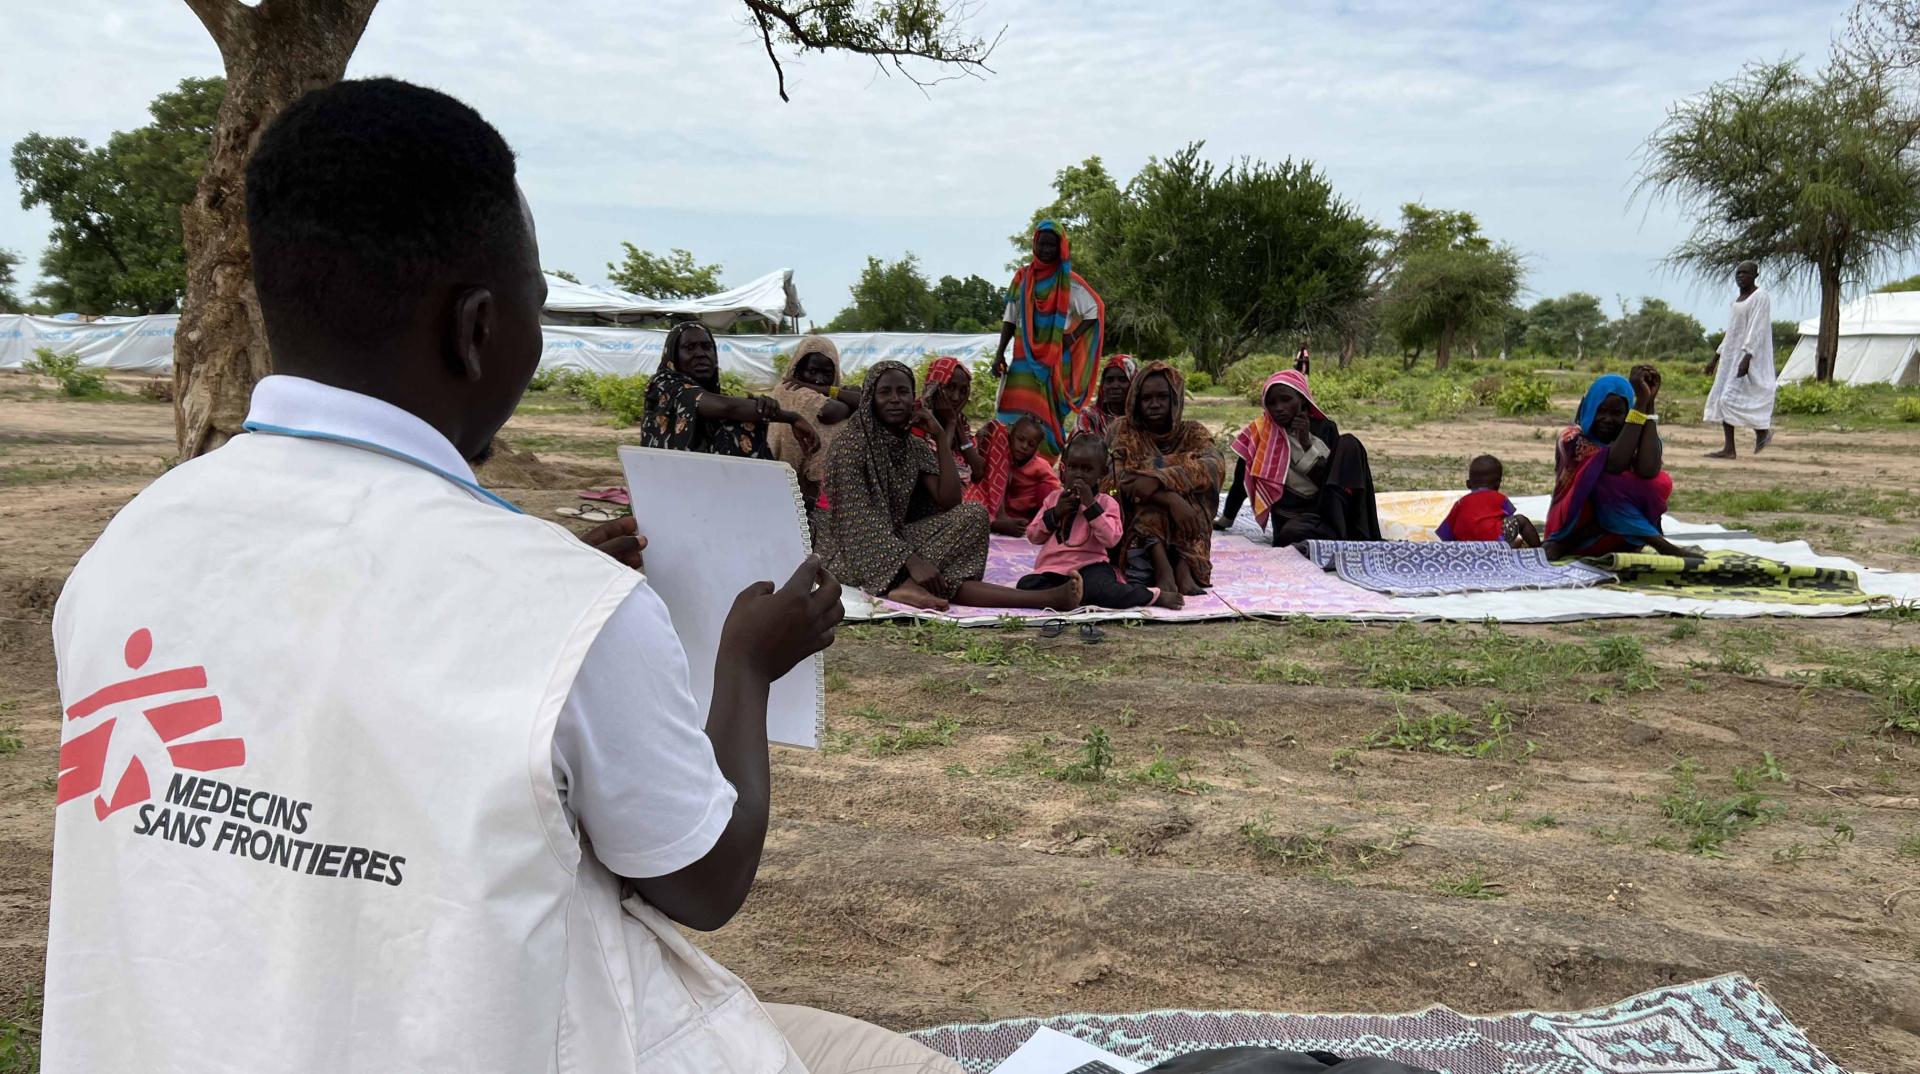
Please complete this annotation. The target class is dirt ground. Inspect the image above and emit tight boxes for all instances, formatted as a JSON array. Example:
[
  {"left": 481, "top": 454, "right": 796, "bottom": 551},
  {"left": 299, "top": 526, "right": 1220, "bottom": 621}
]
[{"left": 2, "top": 373, "right": 1918, "bottom": 1071}]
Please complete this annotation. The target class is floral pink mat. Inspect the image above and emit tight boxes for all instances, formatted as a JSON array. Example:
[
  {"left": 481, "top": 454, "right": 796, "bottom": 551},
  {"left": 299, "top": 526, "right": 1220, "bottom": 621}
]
[{"left": 863, "top": 534, "right": 1402, "bottom": 622}]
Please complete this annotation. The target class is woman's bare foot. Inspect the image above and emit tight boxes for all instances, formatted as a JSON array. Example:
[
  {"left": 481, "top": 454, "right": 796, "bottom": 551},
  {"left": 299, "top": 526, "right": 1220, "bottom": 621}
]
[
  {"left": 1041, "top": 573, "right": 1085, "bottom": 612},
  {"left": 1174, "top": 560, "right": 1205, "bottom": 597},
  {"left": 1152, "top": 586, "right": 1184, "bottom": 610},
  {"left": 885, "top": 580, "right": 949, "bottom": 611}
]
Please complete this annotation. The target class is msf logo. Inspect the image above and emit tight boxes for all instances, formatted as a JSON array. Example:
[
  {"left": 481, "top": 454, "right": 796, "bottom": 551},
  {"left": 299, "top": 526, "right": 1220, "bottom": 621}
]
[{"left": 57, "top": 628, "right": 246, "bottom": 820}]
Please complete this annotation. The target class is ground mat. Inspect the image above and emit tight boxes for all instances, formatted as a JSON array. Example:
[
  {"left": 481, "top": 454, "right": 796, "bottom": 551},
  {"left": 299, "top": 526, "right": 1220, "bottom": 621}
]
[
  {"left": 1587, "top": 549, "right": 1873, "bottom": 605},
  {"left": 1302, "top": 539, "right": 1616, "bottom": 597},
  {"left": 910, "top": 974, "right": 1844, "bottom": 1074}
]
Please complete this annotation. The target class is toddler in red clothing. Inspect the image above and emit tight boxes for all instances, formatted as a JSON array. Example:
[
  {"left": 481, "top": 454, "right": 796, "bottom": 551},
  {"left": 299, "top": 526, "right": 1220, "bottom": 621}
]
[
  {"left": 1019, "top": 434, "right": 1177, "bottom": 609},
  {"left": 994, "top": 415, "right": 1063, "bottom": 535},
  {"left": 1438, "top": 455, "right": 1540, "bottom": 547}
]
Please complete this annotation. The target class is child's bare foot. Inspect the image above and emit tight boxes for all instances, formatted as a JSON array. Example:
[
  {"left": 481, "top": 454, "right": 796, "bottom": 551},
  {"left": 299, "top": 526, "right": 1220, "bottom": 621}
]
[
  {"left": 885, "top": 580, "right": 949, "bottom": 611},
  {"left": 1041, "top": 573, "right": 1085, "bottom": 612},
  {"left": 1152, "top": 587, "right": 1184, "bottom": 610}
]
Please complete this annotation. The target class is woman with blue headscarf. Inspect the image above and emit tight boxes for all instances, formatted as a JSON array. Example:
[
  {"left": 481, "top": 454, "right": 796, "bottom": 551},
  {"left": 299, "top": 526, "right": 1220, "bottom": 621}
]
[{"left": 1544, "top": 365, "right": 1688, "bottom": 559}]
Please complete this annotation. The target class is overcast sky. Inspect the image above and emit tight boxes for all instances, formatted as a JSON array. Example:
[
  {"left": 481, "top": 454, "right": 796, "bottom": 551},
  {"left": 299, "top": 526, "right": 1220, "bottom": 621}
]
[{"left": 0, "top": 0, "right": 1882, "bottom": 329}]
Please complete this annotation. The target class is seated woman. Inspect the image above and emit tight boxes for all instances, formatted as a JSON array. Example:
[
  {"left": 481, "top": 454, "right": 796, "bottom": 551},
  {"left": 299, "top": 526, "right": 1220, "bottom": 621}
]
[
  {"left": 1069, "top": 354, "right": 1136, "bottom": 439},
  {"left": 1110, "top": 362, "right": 1222, "bottom": 603},
  {"left": 998, "top": 415, "right": 1063, "bottom": 536},
  {"left": 821, "top": 360, "right": 1083, "bottom": 613},
  {"left": 921, "top": 356, "right": 1004, "bottom": 508},
  {"left": 1545, "top": 367, "right": 1687, "bottom": 559},
  {"left": 641, "top": 321, "right": 816, "bottom": 457},
  {"left": 768, "top": 335, "right": 859, "bottom": 504},
  {"left": 1216, "top": 370, "right": 1381, "bottom": 547}
]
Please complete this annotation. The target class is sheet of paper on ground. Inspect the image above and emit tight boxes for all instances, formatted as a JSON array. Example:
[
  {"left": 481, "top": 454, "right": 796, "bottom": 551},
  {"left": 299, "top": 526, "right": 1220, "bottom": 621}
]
[
  {"left": 990, "top": 1027, "right": 1145, "bottom": 1074},
  {"left": 617, "top": 445, "right": 822, "bottom": 748}
]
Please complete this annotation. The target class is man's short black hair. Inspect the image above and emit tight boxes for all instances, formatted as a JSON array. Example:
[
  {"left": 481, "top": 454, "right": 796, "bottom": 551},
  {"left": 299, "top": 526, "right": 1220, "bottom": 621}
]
[{"left": 247, "top": 78, "right": 523, "bottom": 354}]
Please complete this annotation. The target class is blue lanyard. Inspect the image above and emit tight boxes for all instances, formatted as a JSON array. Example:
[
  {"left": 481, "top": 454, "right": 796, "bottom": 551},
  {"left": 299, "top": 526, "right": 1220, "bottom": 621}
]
[{"left": 243, "top": 420, "right": 524, "bottom": 515}]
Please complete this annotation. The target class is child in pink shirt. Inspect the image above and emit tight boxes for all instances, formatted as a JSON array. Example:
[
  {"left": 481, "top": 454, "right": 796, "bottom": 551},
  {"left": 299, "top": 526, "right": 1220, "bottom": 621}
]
[{"left": 1018, "top": 434, "right": 1175, "bottom": 610}]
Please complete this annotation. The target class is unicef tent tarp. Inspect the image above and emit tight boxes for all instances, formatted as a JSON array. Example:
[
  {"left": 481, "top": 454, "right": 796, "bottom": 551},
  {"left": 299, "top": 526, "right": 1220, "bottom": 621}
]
[
  {"left": 542, "top": 268, "right": 805, "bottom": 329},
  {"left": 1781, "top": 292, "right": 1920, "bottom": 385},
  {"left": 540, "top": 326, "right": 998, "bottom": 383},
  {"left": 0, "top": 314, "right": 178, "bottom": 373}
]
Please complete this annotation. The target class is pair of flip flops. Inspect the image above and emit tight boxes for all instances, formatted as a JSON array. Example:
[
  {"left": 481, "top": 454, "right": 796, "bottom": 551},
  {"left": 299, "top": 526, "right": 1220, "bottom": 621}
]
[
  {"left": 1038, "top": 620, "right": 1105, "bottom": 644},
  {"left": 555, "top": 504, "right": 626, "bottom": 524}
]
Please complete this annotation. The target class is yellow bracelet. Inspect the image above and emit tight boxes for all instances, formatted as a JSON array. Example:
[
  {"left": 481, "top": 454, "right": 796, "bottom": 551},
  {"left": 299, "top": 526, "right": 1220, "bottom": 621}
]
[{"left": 1625, "top": 409, "right": 1649, "bottom": 426}]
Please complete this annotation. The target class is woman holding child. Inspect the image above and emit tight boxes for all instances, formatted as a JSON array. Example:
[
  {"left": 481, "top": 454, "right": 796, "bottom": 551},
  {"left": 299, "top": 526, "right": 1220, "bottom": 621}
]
[
  {"left": 1111, "top": 362, "right": 1221, "bottom": 604},
  {"left": 1544, "top": 366, "right": 1686, "bottom": 559},
  {"left": 768, "top": 335, "right": 858, "bottom": 503},
  {"left": 821, "top": 360, "right": 1083, "bottom": 613},
  {"left": 922, "top": 357, "right": 1062, "bottom": 536},
  {"left": 642, "top": 321, "right": 818, "bottom": 458},
  {"left": 1216, "top": 369, "right": 1381, "bottom": 547}
]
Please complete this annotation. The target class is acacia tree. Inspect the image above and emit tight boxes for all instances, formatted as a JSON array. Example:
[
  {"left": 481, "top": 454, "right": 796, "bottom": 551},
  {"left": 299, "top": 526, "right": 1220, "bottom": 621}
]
[
  {"left": 1379, "top": 204, "right": 1522, "bottom": 370},
  {"left": 825, "top": 253, "right": 940, "bottom": 330},
  {"left": 1523, "top": 292, "right": 1606, "bottom": 360},
  {"left": 607, "top": 245, "right": 724, "bottom": 299},
  {"left": 1639, "top": 56, "right": 1920, "bottom": 382},
  {"left": 171, "top": 0, "right": 997, "bottom": 458}
]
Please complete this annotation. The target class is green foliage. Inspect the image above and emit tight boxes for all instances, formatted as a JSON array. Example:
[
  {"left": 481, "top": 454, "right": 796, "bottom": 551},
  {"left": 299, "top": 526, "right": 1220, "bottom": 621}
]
[
  {"left": 1775, "top": 380, "right": 1857, "bottom": 415},
  {"left": 910, "top": 352, "right": 995, "bottom": 423},
  {"left": 1609, "top": 297, "right": 1709, "bottom": 361},
  {"left": 577, "top": 373, "right": 652, "bottom": 425},
  {"left": 24, "top": 348, "right": 108, "bottom": 397},
  {"left": 1363, "top": 702, "right": 1521, "bottom": 759},
  {"left": 1895, "top": 397, "right": 1920, "bottom": 422},
  {"left": 1185, "top": 370, "right": 1214, "bottom": 393},
  {"left": 1432, "top": 866, "right": 1503, "bottom": 899},
  {"left": 1639, "top": 57, "right": 1920, "bottom": 382},
  {"left": 1660, "top": 757, "right": 1781, "bottom": 854},
  {"left": 1381, "top": 203, "right": 1524, "bottom": 369},
  {"left": 1047, "top": 726, "right": 1115, "bottom": 783},
  {"left": 1879, "top": 272, "right": 1920, "bottom": 291},
  {"left": 827, "top": 253, "right": 941, "bottom": 331},
  {"left": 0, "top": 986, "right": 40, "bottom": 1073},
  {"left": 545, "top": 268, "right": 581, "bottom": 284},
  {"left": 1523, "top": 292, "right": 1607, "bottom": 359},
  {"left": 1493, "top": 375, "right": 1553, "bottom": 416},
  {"left": 11, "top": 76, "right": 223, "bottom": 314},
  {"left": 1127, "top": 749, "right": 1213, "bottom": 794},
  {"left": 606, "top": 245, "right": 723, "bottom": 299},
  {"left": 0, "top": 248, "right": 20, "bottom": 312},
  {"left": 750, "top": 0, "right": 996, "bottom": 100},
  {"left": 932, "top": 273, "right": 1005, "bottom": 332}
]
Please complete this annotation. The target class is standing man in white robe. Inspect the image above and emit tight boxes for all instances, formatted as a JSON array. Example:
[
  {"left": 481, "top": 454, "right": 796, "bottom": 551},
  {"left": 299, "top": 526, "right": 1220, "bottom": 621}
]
[{"left": 1703, "top": 260, "right": 1777, "bottom": 458}]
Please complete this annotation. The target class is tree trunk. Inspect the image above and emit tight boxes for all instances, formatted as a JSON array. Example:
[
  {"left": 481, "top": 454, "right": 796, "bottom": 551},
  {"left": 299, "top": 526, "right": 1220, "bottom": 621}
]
[
  {"left": 1815, "top": 260, "right": 1842, "bottom": 384},
  {"left": 1436, "top": 322, "right": 1454, "bottom": 371},
  {"left": 1338, "top": 334, "right": 1356, "bottom": 370},
  {"left": 173, "top": 0, "right": 380, "bottom": 458}
]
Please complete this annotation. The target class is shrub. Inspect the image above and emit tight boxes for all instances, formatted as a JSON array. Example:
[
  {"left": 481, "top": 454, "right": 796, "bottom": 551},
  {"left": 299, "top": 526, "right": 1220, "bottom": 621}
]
[
  {"left": 1186, "top": 370, "right": 1214, "bottom": 394},
  {"left": 579, "top": 372, "right": 651, "bottom": 425},
  {"left": 23, "top": 348, "right": 108, "bottom": 398},
  {"left": 1222, "top": 353, "right": 1292, "bottom": 397},
  {"left": 1494, "top": 376, "right": 1554, "bottom": 416},
  {"left": 1774, "top": 380, "right": 1855, "bottom": 416},
  {"left": 529, "top": 366, "right": 594, "bottom": 395},
  {"left": 1468, "top": 375, "right": 1504, "bottom": 404},
  {"left": 1896, "top": 397, "right": 1920, "bottom": 423}
]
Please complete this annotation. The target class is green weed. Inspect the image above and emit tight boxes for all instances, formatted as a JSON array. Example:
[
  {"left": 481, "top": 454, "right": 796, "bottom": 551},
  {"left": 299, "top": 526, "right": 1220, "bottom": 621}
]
[
  {"left": 0, "top": 987, "right": 39, "bottom": 1074},
  {"left": 1127, "top": 750, "right": 1213, "bottom": 794},
  {"left": 24, "top": 348, "right": 108, "bottom": 398},
  {"left": 1364, "top": 702, "right": 1522, "bottom": 759},
  {"left": 1660, "top": 758, "right": 1781, "bottom": 855},
  {"left": 1896, "top": 833, "right": 1920, "bottom": 860},
  {"left": 1433, "top": 866, "right": 1503, "bottom": 899},
  {"left": 1524, "top": 814, "right": 1560, "bottom": 831},
  {"left": 0, "top": 727, "right": 20, "bottom": 755},
  {"left": 1047, "top": 726, "right": 1115, "bottom": 783}
]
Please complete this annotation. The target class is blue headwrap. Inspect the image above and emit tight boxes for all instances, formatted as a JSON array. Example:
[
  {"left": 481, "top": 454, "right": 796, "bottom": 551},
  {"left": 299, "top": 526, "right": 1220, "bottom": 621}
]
[{"left": 1575, "top": 375, "right": 1634, "bottom": 438}]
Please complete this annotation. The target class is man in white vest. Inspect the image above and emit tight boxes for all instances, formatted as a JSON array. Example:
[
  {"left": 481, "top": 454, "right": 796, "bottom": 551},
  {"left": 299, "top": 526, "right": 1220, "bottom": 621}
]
[{"left": 43, "top": 78, "right": 962, "bottom": 1074}]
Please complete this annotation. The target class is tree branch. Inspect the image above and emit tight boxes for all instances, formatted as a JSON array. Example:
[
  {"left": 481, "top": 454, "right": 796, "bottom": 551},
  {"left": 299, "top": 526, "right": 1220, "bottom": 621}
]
[
  {"left": 740, "top": 0, "right": 1001, "bottom": 99},
  {"left": 752, "top": 8, "right": 791, "bottom": 102},
  {"left": 181, "top": 0, "right": 245, "bottom": 51}
]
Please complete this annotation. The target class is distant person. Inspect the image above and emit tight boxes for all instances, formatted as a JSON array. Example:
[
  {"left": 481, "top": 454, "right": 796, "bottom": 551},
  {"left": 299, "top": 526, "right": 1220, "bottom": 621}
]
[
  {"left": 1437, "top": 455, "right": 1541, "bottom": 547},
  {"left": 1703, "top": 260, "right": 1776, "bottom": 458},
  {"left": 768, "top": 334, "right": 857, "bottom": 505},
  {"left": 1071, "top": 353, "right": 1136, "bottom": 440},
  {"left": 41, "top": 77, "right": 962, "bottom": 1074},
  {"left": 642, "top": 320, "right": 818, "bottom": 458},
  {"left": 997, "top": 415, "right": 1063, "bottom": 535},
  {"left": 1545, "top": 367, "right": 1689, "bottom": 559},
  {"left": 820, "top": 360, "right": 1083, "bottom": 613},
  {"left": 1111, "top": 362, "right": 1221, "bottom": 606},
  {"left": 1020, "top": 433, "right": 1175, "bottom": 610},
  {"left": 1217, "top": 370, "right": 1381, "bottom": 548},
  {"left": 1294, "top": 344, "right": 1311, "bottom": 376},
  {"left": 991, "top": 219, "right": 1105, "bottom": 459}
]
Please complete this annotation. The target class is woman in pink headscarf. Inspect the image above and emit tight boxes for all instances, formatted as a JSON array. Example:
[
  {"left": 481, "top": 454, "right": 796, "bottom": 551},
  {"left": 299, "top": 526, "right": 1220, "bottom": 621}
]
[{"left": 1215, "top": 370, "right": 1380, "bottom": 547}]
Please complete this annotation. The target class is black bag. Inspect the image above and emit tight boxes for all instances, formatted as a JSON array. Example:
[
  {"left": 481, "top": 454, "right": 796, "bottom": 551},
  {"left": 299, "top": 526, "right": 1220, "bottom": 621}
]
[{"left": 1143, "top": 1047, "right": 1437, "bottom": 1074}]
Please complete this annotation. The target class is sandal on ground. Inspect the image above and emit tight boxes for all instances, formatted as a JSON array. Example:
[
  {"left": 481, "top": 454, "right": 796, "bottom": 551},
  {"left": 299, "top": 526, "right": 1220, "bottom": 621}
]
[
  {"left": 1078, "top": 622, "right": 1106, "bottom": 644},
  {"left": 1038, "top": 619, "right": 1067, "bottom": 639}
]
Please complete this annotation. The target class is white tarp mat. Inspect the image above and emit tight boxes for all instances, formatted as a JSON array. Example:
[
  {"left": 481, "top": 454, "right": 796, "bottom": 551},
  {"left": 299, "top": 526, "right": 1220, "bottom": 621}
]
[
  {"left": 540, "top": 326, "right": 997, "bottom": 382},
  {"left": 0, "top": 314, "right": 178, "bottom": 373},
  {"left": 542, "top": 268, "right": 804, "bottom": 328},
  {"left": 1782, "top": 290, "right": 1920, "bottom": 384}
]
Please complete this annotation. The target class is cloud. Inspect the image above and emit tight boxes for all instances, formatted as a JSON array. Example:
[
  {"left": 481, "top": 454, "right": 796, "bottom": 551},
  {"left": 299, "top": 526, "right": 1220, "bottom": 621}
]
[{"left": 0, "top": 0, "right": 1876, "bottom": 324}]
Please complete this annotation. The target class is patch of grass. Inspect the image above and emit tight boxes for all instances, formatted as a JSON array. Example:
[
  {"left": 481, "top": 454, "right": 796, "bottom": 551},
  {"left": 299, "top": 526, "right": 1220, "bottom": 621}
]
[
  {"left": 1363, "top": 701, "right": 1523, "bottom": 759},
  {"left": 1240, "top": 817, "right": 1346, "bottom": 866},
  {"left": 1127, "top": 750, "right": 1213, "bottom": 794},
  {"left": 1666, "top": 617, "right": 1703, "bottom": 640},
  {"left": 1342, "top": 622, "right": 1659, "bottom": 694},
  {"left": 0, "top": 727, "right": 20, "bottom": 755},
  {"left": 1730, "top": 752, "right": 1789, "bottom": 791},
  {"left": 824, "top": 670, "right": 851, "bottom": 692},
  {"left": 1896, "top": 833, "right": 1920, "bottom": 860},
  {"left": 0, "top": 987, "right": 40, "bottom": 1074},
  {"left": 1251, "top": 659, "right": 1323, "bottom": 684},
  {"left": 1283, "top": 615, "right": 1353, "bottom": 640},
  {"left": 1046, "top": 726, "right": 1115, "bottom": 783},
  {"left": 1660, "top": 757, "right": 1782, "bottom": 855},
  {"left": 842, "top": 704, "right": 961, "bottom": 755},
  {"left": 1523, "top": 813, "right": 1560, "bottom": 831},
  {"left": 1433, "top": 866, "right": 1504, "bottom": 899}
]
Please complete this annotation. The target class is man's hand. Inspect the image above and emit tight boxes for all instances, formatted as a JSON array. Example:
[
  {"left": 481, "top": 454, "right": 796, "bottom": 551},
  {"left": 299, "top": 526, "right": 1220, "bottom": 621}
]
[
  {"left": 1704, "top": 355, "right": 1719, "bottom": 377},
  {"left": 793, "top": 419, "right": 820, "bottom": 454},
  {"left": 580, "top": 515, "right": 645, "bottom": 570},
  {"left": 718, "top": 556, "right": 844, "bottom": 684},
  {"left": 1289, "top": 412, "right": 1312, "bottom": 448},
  {"left": 990, "top": 354, "right": 1008, "bottom": 379},
  {"left": 1737, "top": 353, "right": 1753, "bottom": 379}
]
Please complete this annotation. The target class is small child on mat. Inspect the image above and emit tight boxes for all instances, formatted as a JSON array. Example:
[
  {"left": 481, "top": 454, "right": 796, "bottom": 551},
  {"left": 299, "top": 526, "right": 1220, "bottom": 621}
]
[
  {"left": 994, "top": 415, "right": 1064, "bottom": 535},
  {"left": 1020, "top": 434, "right": 1178, "bottom": 610},
  {"left": 1438, "top": 455, "right": 1541, "bottom": 548}
]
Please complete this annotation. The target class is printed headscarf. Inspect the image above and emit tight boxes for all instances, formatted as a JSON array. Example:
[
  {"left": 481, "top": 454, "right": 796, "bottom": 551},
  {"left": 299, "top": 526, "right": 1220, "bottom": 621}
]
[
  {"left": 998, "top": 219, "right": 1106, "bottom": 458},
  {"left": 1229, "top": 370, "right": 1326, "bottom": 527},
  {"left": 820, "top": 360, "right": 938, "bottom": 592}
]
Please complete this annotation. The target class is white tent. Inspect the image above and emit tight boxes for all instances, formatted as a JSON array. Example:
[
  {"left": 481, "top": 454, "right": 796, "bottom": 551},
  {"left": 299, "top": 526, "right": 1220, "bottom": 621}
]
[
  {"left": 541, "top": 268, "right": 805, "bottom": 329},
  {"left": 1781, "top": 292, "right": 1920, "bottom": 385}
]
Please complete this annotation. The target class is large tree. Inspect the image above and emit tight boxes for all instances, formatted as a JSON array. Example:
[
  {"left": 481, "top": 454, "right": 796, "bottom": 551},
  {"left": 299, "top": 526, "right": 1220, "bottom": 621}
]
[
  {"left": 826, "top": 253, "right": 939, "bottom": 331},
  {"left": 1379, "top": 203, "right": 1523, "bottom": 369},
  {"left": 1094, "top": 143, "right": 1374, "bottom": 373},
  {"left": 0, "top": 249, "right": 21, "bottom": 312},
  {"left": 931, "top": 273, "right": 1003, "bottom": 332},
  {"left": 12, "top": 77, "right": 222, "bottom": 315},
  {"left": 1639, "top": 54, "right": 1920, "bottom": 382},
  {"left": 170, "top": 0, "right": 997, "bottom": 458},
  {"left": 1606, "top": 297, "right": 1708, "bottom": 362},
  {"left": 606, "top": 244, "right": 724, "bottom": 299},
  {"left": 1523, "top": 292, "right": 1607, "bottom": 360}
]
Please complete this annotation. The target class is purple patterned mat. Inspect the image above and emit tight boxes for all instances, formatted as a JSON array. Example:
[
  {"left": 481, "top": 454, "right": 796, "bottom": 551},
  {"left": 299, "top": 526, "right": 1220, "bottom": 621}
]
[
  {"left": 864, "top": 534, "right": 1402, "bottom": 622},
  {"left": 910, "top": 975, "right": 1846, "bottom": 1074}
]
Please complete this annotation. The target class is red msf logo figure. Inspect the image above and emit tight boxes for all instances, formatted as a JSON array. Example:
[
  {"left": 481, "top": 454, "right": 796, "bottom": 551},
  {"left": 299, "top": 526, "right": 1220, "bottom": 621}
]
[{"left": 57, "top": 628, "right": 246, "bottom": 820}]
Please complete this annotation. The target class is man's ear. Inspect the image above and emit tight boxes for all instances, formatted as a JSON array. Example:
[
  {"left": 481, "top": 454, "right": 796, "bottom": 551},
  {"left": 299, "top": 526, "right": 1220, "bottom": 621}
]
[{"left": 449, "top": 286, "right": 494, "bottom": 382}]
